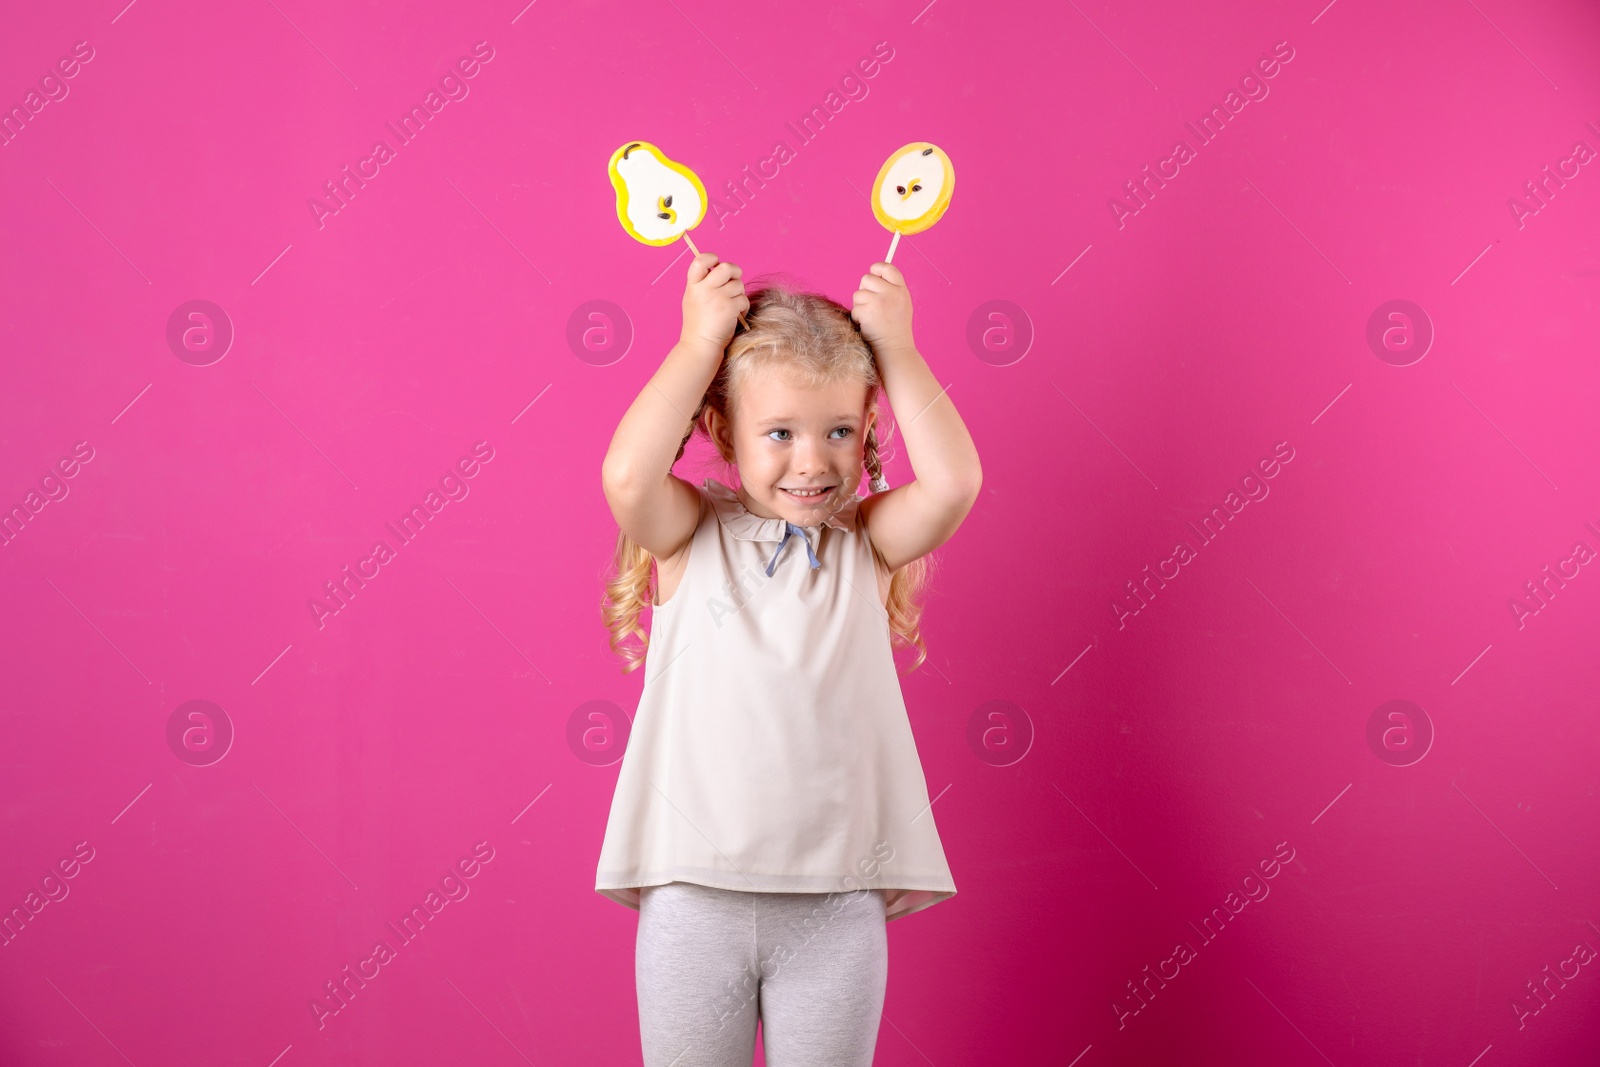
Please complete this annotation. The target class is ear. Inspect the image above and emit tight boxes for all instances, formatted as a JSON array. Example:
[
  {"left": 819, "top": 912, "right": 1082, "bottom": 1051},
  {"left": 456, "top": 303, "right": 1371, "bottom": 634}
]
[{"left": 703, "top": 405, "right": 733, "bottom": 462}]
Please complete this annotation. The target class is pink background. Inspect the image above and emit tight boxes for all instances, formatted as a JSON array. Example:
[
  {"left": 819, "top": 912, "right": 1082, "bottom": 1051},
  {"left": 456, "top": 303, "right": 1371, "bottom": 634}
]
[{"left": 3, "top": 0, "right": 1600, "bottom": 1064}]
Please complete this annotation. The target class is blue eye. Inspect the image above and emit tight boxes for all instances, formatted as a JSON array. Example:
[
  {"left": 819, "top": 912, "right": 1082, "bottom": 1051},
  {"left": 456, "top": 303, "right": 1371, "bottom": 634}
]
[{"left": 766, "top": 427, "right": 854, "bottom": 442}]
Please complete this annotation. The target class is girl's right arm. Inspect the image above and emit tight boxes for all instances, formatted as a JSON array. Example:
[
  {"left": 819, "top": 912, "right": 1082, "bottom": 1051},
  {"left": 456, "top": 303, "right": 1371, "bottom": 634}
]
[{"left": 600, "top": 252, "right": 749, "bottom": 561}]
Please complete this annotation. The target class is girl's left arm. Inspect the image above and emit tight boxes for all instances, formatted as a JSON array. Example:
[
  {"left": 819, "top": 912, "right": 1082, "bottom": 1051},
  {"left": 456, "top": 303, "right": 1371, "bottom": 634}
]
[{"left": 850, "top": 262, "right": 983, "bottom": 574}]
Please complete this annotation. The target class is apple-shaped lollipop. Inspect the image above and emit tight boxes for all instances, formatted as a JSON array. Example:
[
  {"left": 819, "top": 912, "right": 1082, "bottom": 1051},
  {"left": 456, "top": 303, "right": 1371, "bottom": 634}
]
[{"left": 871, "top": 142, "right": 955, "bottom": 262}]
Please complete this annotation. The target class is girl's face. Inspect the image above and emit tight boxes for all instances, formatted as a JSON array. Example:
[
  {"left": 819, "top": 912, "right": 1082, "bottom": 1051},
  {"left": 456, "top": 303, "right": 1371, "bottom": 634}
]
[{"left": 709, "top": 367, "right": 876, "bottom": 526}]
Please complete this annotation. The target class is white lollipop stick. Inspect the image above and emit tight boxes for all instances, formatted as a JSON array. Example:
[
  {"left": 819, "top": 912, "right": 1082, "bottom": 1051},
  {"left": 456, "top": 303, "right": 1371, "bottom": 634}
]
[{"left": 885, "top": 231, "right": 901, "bottom": 264}]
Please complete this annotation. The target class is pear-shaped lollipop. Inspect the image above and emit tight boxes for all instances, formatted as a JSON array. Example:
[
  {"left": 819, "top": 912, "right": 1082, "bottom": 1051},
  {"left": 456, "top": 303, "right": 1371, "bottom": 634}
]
[
  {"left": 609, "top": 139, "right": 746, "bottom": 328},
  {"left": 871, "top": 142, "right": 955, "bottom": 262},
  {"left": 609, "top": 140, "right": 707, "bottom": 246}
]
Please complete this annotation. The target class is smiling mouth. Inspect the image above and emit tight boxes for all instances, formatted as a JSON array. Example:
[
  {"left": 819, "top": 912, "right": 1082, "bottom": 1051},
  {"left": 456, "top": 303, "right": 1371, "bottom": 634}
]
[{"left": 782, "top": 486, "right": 835, "bottom": 500}]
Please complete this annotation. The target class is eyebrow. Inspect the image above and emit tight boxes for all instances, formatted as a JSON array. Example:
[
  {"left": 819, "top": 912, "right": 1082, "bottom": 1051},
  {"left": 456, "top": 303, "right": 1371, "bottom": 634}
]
[{"left": 756, "top": 414, "right": 860, "bottom": 426}]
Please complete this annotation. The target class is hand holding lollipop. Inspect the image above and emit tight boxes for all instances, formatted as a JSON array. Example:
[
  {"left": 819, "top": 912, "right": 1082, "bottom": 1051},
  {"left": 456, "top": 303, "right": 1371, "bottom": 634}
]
[
  {"left": 850, "top": 261, "right": 914, "bottom": 356},
  {"left": 681, "top": 252, "right": 749, "bottom": 356}
]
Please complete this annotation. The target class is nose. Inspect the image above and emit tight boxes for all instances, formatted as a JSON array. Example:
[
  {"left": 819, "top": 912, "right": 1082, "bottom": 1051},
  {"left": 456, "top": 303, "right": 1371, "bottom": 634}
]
[{"left": 792, "top": 437, "right": 827, "bottom": 476}]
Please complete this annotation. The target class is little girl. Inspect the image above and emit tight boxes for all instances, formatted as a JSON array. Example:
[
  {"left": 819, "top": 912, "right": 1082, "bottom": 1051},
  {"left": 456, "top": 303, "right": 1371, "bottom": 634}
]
[{"left": 595, "top": 251, "right": 982, "bottom": 1066}]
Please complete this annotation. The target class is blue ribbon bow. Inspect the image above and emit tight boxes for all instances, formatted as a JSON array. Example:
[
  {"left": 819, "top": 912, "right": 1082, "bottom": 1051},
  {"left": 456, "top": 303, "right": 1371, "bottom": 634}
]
[{"left": 764, "top": 522, "right": 821, "bottom": 576}]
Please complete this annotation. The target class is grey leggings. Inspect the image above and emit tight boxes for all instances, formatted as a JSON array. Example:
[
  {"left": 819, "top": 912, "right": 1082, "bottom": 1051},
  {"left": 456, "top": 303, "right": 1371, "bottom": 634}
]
[{"left": 635, "top": 881, "right": 888, "bottom": 1066}]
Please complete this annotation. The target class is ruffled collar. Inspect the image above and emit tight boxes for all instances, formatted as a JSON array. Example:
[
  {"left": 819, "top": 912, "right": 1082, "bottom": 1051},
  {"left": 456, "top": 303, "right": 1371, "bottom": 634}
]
[{"left": 704, "top": 477, "right": 860, "bottom": 542}]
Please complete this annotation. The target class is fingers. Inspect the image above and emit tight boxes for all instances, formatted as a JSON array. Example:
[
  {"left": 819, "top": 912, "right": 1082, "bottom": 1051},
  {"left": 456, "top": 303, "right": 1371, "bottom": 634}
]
[
  {"left": 685, "top": 251, "right": 719, "bottom": 283},
  {"left": 687, "top": 253, "right": 743, "bottom": 285},
  {"left": 859, "top": 263, "right": 904, "bottom": 294},
  {"left": 706, "top": 262, "right": 742, "bottom": 288},
  {"left": 697, "top": 266, "right": 742, "bottom": 293},
  {"left": 869, "top": 261, "right": 905, "bottom": 285}
]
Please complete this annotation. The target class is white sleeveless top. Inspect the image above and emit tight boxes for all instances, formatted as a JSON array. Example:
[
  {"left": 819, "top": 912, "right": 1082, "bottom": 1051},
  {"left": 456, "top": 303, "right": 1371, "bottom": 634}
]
[{"left": 595, "top": 477, "right": 957, "bottom": 921}]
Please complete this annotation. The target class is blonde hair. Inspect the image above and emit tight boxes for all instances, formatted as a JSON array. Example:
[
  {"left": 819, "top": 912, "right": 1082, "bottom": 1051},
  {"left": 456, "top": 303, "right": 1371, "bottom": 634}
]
[{"left": 600, "top": 277, "right": 934, "bottom": 676}]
